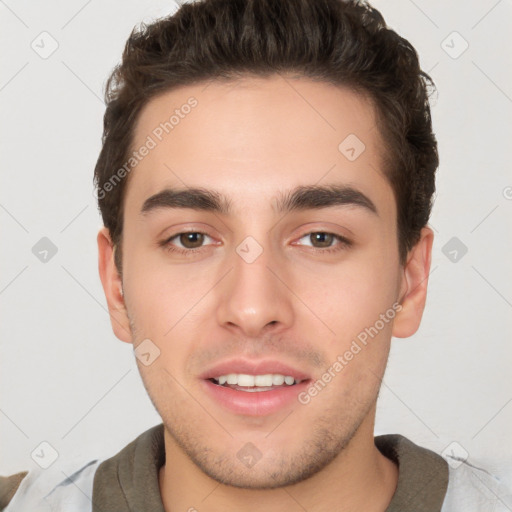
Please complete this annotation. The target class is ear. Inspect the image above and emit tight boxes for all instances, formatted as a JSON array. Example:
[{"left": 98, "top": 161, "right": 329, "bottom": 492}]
[
  {"left": 97, "top": 226, "right": 133, "bottom": 344},
  {"left": 392, "top": 226, "right": 434, "bottom": 338}
]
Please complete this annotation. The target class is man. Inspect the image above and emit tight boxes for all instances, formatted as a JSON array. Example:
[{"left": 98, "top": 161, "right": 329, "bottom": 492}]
[{"left": 1, "top": 0, "right": 510, "bottom": 510}]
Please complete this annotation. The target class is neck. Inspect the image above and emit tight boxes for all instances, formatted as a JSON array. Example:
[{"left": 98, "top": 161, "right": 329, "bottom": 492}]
[{"left": 158, "top": 410, "right": 398, "bottom": 512}]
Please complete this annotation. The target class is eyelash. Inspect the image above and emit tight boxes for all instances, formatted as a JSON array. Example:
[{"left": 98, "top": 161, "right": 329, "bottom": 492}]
[{"left": 159, "top": 230, "right": 352, "bottom": 256}]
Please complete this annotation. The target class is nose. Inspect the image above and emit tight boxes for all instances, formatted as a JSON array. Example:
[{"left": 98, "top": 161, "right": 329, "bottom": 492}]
[{"left": 215, "top": 239, "right": 294, "bottom": 338}]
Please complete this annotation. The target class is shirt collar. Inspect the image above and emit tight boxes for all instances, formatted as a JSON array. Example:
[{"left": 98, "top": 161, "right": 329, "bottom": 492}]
[{"left": 93, "top": 424, "right": 449, "bottom": 512}]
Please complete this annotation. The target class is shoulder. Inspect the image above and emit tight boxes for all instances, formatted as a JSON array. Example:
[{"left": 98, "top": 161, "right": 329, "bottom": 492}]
[
  {"left": 0, "top": 472, "right": 27, "bottom": 510},
  {"left": 1, "top": 458, "right": 101, "bottom": 512},
  {"left": 1, "top": 424, "right": 165, "bottom": 512},
  {"left": 375, "top": 433, "right": 512, "bottom": 511},
  {"left": 441, "top": 456, "right": 512, "bottom": 512}
]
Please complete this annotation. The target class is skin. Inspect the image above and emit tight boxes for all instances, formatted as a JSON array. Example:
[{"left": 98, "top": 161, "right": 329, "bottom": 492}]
[{"left": 98, "top": 74, "right": 434, "bottom": 511}]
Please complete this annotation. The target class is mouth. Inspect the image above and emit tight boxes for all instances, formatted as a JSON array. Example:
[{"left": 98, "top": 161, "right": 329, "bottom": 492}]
[
  {"left": 199, "top": 359, "right": 312, "bottom": 416},
  {"left": 207, "top": 373, "right": 306, "bottom": 392}
]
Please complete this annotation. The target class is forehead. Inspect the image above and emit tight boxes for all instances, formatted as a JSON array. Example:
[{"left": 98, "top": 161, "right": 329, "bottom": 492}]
[{"left": 124, "top": 75, "right": 395, "bottom": 222}]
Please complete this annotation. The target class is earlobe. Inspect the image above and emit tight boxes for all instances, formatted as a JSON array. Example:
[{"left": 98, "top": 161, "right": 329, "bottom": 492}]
[
  {"left": 392, "top": 227, "right": 434, "bottom": 339},
  {"left": 97, "top": 227, "right": 133, "bottom": 344}
]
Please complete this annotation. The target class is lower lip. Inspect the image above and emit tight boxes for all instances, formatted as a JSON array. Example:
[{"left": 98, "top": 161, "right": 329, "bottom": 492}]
[{"left": 201, "top": 379, "right": 311, "bottom": 416}]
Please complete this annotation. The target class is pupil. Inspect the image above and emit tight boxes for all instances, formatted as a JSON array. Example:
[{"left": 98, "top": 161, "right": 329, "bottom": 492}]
[
  {"left": 312, "top": 232, "right": 332, "bottom": 247},
  {"left": 181, "top": 232, "right": 203, "bottom": 248}
]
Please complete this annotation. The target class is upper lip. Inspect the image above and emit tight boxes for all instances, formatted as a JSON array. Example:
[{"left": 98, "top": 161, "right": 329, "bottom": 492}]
[{"left": 199, "top": 358, "right": 312, "bottom": 382}]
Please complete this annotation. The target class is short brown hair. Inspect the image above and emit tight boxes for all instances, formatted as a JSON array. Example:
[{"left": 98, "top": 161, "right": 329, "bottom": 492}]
[{"left": 94, "top": 0, "right": 438, "bottom": 274}]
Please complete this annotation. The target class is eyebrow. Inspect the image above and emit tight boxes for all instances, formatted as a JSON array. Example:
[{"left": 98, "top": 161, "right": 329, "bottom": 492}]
[{"left": 140, "top": 184, "right": 378, "bottom": 217}]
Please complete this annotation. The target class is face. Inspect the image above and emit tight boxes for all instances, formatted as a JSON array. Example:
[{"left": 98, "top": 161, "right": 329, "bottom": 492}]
[{"left": 98, "top": 74, "right": 431, "bottom": 489}]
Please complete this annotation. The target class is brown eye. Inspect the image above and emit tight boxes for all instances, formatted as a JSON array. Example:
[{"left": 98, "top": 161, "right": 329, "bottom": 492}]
[
  {"left": 294, "top": 231, "right": 352, "bottom": 254},
  {"left": 178, "top": 232, "right": 205, "bottom": 249},
  {"left": 309, "top": 232, "right": 335, "bottom": 248},
  {"left": 160, "top": 231, "right": 215, "bottom": 255}
]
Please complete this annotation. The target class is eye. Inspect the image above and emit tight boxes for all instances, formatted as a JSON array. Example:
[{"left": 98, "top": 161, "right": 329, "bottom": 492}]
[
  {"left": 160, "top": 231, "right": 215, "bottom": 255},
  {"left": 159, "top": 230, "right": 352, "bottom": 257},
  {"left": 294, "top": 232, "right": 352, "bottom": 253}
]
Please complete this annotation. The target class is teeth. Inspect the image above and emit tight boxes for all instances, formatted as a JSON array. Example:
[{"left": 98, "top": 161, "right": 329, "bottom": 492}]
[
  {"left": 237, "top": 374, "right": 255, "bottom": 386},
  {"left": 213, "top": 373, "right": 298, "bottom": 387},
  {"left": 284, "top": 376, "right": 295, "bottom": 385},
  {"left": 255, "top": 374, "right": 273, "bottom": 386},
  {"left": 272, "top": 374, "right": 285, "bottom": 385}
]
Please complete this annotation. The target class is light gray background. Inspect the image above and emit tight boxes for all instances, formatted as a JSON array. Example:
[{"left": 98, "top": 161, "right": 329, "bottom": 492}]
[{"left": 1, "top": 0, "right": 511, "bottom": 492}]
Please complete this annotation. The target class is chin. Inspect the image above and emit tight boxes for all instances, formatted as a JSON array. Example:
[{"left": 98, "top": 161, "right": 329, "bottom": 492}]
[{"left": 165, "top": 420, "right": 356, "bottom": 489}]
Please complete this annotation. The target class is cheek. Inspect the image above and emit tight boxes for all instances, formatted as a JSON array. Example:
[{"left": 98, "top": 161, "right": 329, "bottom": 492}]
[
  {"left": 123, "top": 243, "right": 216, "bottom": 336},
  {"left": 295, "top": 248, "right": 400, "bottom": 340},
  {"left": 300, "top": 261, "right": 398, "bottom": 408}
]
